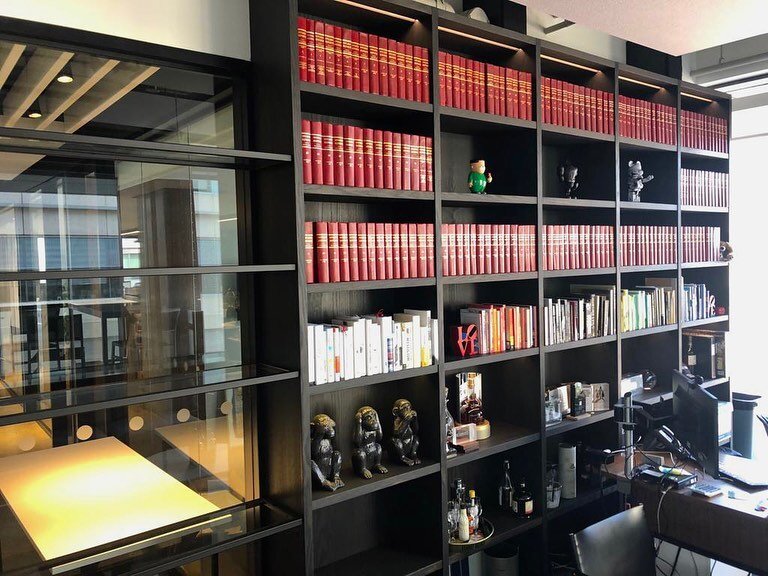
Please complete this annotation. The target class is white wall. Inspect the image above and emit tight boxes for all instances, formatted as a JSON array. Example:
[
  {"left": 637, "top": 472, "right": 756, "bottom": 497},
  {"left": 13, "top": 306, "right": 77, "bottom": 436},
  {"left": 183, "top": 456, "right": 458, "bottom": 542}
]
[{"left": 0, "top": 0, "right": 251, "bottom": 60}]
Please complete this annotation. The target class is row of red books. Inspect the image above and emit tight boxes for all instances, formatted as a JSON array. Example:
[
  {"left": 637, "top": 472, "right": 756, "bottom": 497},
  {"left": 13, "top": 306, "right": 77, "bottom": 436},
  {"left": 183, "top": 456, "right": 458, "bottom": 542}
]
[
  {"left": 305, "top": 222, "right": 435, "bottom": 284},
  {"left": 297, "top": 17, "right": 430, "bottom": 103},
  {"left": 542, "top": 225, "right": 615, "bottom": 271},
  {"left": 618, "top": 95, "right": 677, "bottom": 145},
  {"left": 620, "top": 226, "right": 677, "bottom": 267},
  {"left": 681, "top": 111, "right": 728, "bottom": 153},
  {"left": 682, "top": 226, "right": 721, "bottom": 263},
  {"left": 440, "top": 224, "right": 537, "bottom": 276},
  {"left": 681, "top": 169, "right": 729, "bottom": 208},
  {"left": 301, "top": 120, "right": 433, "bottom": 190},
  {"left": 438, "top": 52, "right": 532, "bottom": 119},
  {"left": 541, "top": 77, "right": 614, "bottom": 134}
]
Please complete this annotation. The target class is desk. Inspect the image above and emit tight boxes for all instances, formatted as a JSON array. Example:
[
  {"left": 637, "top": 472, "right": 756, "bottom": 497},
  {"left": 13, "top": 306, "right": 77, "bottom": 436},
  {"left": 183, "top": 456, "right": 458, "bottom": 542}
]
[
  {"left": 0, "top": 436, "right": 222, "bottom": 573},
  {"left": 607, "top": 455, "right": 768, "bottom": 575}
]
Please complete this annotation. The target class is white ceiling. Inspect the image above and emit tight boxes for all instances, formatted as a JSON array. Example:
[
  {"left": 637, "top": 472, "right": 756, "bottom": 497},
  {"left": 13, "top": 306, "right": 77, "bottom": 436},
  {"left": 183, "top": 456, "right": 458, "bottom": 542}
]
[{"left": 517, "top": 0, "right": 768, "bottom": 56}]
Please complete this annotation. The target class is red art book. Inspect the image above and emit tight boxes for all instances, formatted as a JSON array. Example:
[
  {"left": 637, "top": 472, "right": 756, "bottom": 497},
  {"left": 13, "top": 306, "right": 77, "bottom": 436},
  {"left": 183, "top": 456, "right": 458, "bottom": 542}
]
[
  {"left": 392, "top": 224, "right": 401, "bottom": 279},
  {"left": 301, "top": 119, "right": 312, "bottom": 184},
  {"left": 408, "top": 223, "right": 418, "bottom": 278},
  {"left": 322, "top": 122, "right": 334, "bottom": 185},
  {"left": 339, "top": 222, "right": 350, "bottom": 281},
  {"left": 334, "top": 26, "right": 344, "bottom": 90},
  {"left": 417, "top": 223, "right": 428, "bottom": 278},
  {"left": 304, "top": 18, "right": 316, "bottom": 84},
  {"left": 298, "top": 17, "right": 308, "bottom": 82},
  {"left": 348, "top": 223, "right": 359, "bottom": 281},
  {"left": 324, "top": 24, "right": 336, "bottom": 87},
  {"left": 369, "top": 34, "right": 380, "bottom": 95},
  {"left": 447, "top": 224, "right": 457, "bottom": 276},
  {"left": 311, "top": 121, "right": 324, "bottom": 185},
  {"left": 378, "top": 36, "right": 389, "bottom": 97},
  {"left": 375, "top": 222, "right": 386, "bottom": 279},
  {"left": 355, "top": 31, "right": 365, "bottom": 92},
  {"left": 426, "top": 223, "right": 435, "bottom": 277},
  {"left": 314, "top": 21, "right": 326, "bottom": 86},
  {"left": 343, "top": 125, "right": 355, "bottom": 187},
  {"left": 357, "top": 222, "right": 369, "bottom": 281},
  {"left": 304, "top": 221, "right": 314, "bottom": 283},
  {"left": 405, "top": 44, "right": 414, "bottom": 101},
  {"left": 402, "top": 134, "right": 412, "bottom": 190},
  {"left": 383, "top": 131, "right": 394, "bottom": 189},
  {"left": 384, "top": 222, "right": 394, "bottom": 279},
  {"left": 373, "top": 130, "right": 384, "bottom": 189},
  {"left": 367, "top": 222, "right": 378, "bottom": 280},
  {"left": 388, "top": 38, "right": 398, "bottom": 97},
  {"left": 455, "top": 224, "right": 464, "bottom": 276},
  {"left": 328, "top": 222, "right": 341, "bottom": 282},
  {"left": 400, "top": 223, "right": 410, "bottom": 278},
  {"left": 354, "top": 126, "right": 364, "bottom": 187},
  {"left": 393, "top": 133, "right": 403, "bottom": 190},
  {"left": 363, "top": 128, "right": 375, "bottom": 188},
  {"left": 397, "top": 42, "right": 407, "bottom": 99},
  {"left": 420, "top": 47, "right": 430, "bottom": 103},
  {"left": 314, "top": 221, "right": 329, "bottom": 283},
  {"left": 333, "top": 124, "right": 345, "bottom": 187},
  {"left": 426, "top": 137, "right": 434, "bottom": 192}
]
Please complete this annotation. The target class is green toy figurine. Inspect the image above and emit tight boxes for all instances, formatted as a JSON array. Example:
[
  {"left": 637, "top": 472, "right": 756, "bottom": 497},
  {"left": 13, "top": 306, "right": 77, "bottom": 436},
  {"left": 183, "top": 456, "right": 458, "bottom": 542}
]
[{"left": 468, "top": 159, "right": 492, "bottom": 194}]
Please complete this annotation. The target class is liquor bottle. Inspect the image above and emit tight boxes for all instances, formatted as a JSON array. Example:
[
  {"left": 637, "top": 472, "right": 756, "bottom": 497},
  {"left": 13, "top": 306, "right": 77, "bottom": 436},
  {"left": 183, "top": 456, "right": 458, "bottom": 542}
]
[
  {"left": 686, "top": 336, "right": 697, "bottom": 370},
  {"left": 458, "top": 503, "right": 470, "bottom": 542},
  {"left": 467, "top": 489, "right": 481, "bottom": 534},
  {"left": 498, "top": 459, "right": 514, "bottom": 509},
  {"left": 514, "top": 478, "right": 534, "bottom": 518}
]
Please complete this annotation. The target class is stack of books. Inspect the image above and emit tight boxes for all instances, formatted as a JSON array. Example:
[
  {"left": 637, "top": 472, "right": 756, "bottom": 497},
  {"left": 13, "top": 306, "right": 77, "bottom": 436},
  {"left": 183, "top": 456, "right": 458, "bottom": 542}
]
[
  {"left": 457, "top": 304, "right": 537, "bottom": 355},
  {"left": 543, "top": 284, "right": 616, "bottom": 346},
  {"left": 298, "top": 17, "right": 430, "bottom": 103},
  {"left": 306, "top": 221, "right": 434, "bottom": 283},
  {"left": 620, "top": 226, "right": 677, "bottom": 266},
  {"left": 681, "top": 168, "right": 729, "bottom": 208},
  {"left": 682, "top": 226, "right": 721, "bottom": 263},
  {"left": 441, "top": 224, "right": 536, "bottom": 276},
  {"left": 543, "top": 225, "right": 615, "bottom": 271},
  {"left": 541, "top": 77, "right": 614, "bottom": 134},
  {"left": 618, "top": 95, "right": 677, "bottom": 144},
  {"left": 621, "top": 281, "right": 677, "bottom": 332},
  {"left": 301, "top": 120, "right": 433, "bottom": 190},
  {"left": 439, "top": 52, "right": 532, "bottom": 119},
  {"left": 308, "top": 309, "right": 438, "bottom": 385},
  {"left": 681, "top": 110, "right": 728, "bottom": 153},
  {"left": 682, "top": 281, "right": 716, "bottom": 322}
]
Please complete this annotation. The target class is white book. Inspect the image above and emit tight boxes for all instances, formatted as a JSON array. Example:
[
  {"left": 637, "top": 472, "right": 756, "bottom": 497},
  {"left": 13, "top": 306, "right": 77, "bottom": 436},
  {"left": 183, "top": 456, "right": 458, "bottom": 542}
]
[
  {"left": 340, "top": 325, "right": 354, "bottom": 380},
  {"left": 394, "top": 313, "right": 419, "bottom": 369},
  {"left": 398, "top": 321, "right": 413, "bottom": 369},
  {"left": 368, "top": 322, "right": 381, "bottom": 375},
  {"left": 333, "top": 316, "right": 367, "bottom": 379},
  {"left": 432, "top": 318, "right": 440, "bottom": 363},
  {"left": 311, "top": 324, "right": 327, "bottom": 385},
  {"left": 307, "top": 325, "right": 315, "bottom": 384},
  {"left": 367, "top": 315, "right": 394, "bottom": 374},
  {"left": 393, "top": 322, "right": 403, "bottom": 371},
  {"left": 323, "top": 326, "right": 337, "bottom": 382},
  {"left": 403, "top": 309, "right": 431, "bottom": 366}
]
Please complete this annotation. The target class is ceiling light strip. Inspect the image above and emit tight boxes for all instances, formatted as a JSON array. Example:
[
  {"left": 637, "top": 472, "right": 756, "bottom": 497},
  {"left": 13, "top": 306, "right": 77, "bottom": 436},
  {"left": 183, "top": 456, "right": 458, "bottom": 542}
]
[
  {"left": 541, "top": 54, "right": 599, "bottom": 73},
  {"left": 618, "top": 75, "right": 662, "bottom": 90},
  {"left": 334, "top": 0, "right": 416, "bottom": 23},
  {"left": 437, "top": 26, "right": 519, "bottom": 51},
  {"left": 681, "top": 91, "right": 714, "bottom": 103}
]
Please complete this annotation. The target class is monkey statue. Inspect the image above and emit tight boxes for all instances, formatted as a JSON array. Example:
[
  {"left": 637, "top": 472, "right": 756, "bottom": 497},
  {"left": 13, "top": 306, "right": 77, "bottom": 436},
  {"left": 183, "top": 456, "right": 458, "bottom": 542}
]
[
  {"left": 352, "top": 406, "right": 388, "bottom": 479},
  {"left": 390, "top": 398, "right": 421, "bottom": 466},
  {"left": 627, "top": 160, "right": 654, "bottom": 202},
  {"left": 310, "top": 414, "right": 344, "bottom": 491},
  {"left": 558, "top": 160, "right": 580, "bottom": 199}
]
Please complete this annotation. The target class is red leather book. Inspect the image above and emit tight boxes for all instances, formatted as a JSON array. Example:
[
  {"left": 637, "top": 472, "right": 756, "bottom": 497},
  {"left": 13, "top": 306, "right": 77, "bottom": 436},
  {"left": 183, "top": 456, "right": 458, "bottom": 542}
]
[
  {"left": 522, "top": 72, "right": 532, "bottom": 120},
  {"left": 476, "top": 224, "right": 485, "bottom": 275},
  {"left": 478, "top": 61, "right": 486, "bottom": 113},
  {"left": 470, "top": 60, "right": 478, "bottom": 112},
  {"left": 400, "top": 223, "right": 410, "bottom": 279},
  {"left": 418, "top": 136, "right": 427, "bottom": 191},
  {"left": 447, "top": 53, "right": 456, "bottom": 108},
  {"left": 542, "top": 76, "right": 551, "bottom": 124},
  {"left": 367, "top": 222, "right": 378, "bottom": 280},
  {"left": 298, "top": 17, "right": 308, "bottom": 83},
  {"left": 334, "top": 26, "right": 343, "bottom": 90},
  {"left": 426, "top": 137, "right": 434, "bottom": 192},
  {"left": 392, "top": 224, "right": 401, "bottom": 279},
  {"left": 607, "top": 92, "right": 615, "bottom": 134},
  {"left": 387, "top": 38, "right": 398, "bottom": 97},
  {"left": 479, "top": 224, "right": 489, "bottom": 273},
  {"left": 314, "top": 20, "right": 327, "bottom": 85},
  {"left": 395, "top": 41, "right": 406, "bottom": 99},
  {"left": 452, "top": 55, "right": 461, "bottom": 109},
  {"left": 563, "top": 225, "right": 571, "bottom": 270},
  {"left": 383, "top": 131, "right": 394, "bottom": 189},
  {"left": 328, "top": 221, "right": 341, "bottom": 282},
  {"left": 556, "top": 79, "right": 564, "bottom": 125},
  {"left": 459, "top": 56, "right": 468, "bottom": 110},
  {"left": 501, "top": 224, "right": 510, "bottom": 274},
  {"left": 408, "top": 223, "right": 418, "bottom": 278},
  {"left": 333, "top": 124, "right": 345, "bottom": 187},
  {"left": 363, "top": 128, "right": 375, "bottom": 188},
  {"left": 392, "top": 133, "right": 403, "bottom": 190},
  {"left": 355, "top": 31, "right": 365, "bottom": 92},
  {"left": 349, "top": 223, "right": 359, "bottom": 281},
  {"left": 497, "top": 67, "right": 506, "bottom": 116},
  {"left": 373, "top": 129, "right": 384, "bottom": 189},
  {"left": 305, "top": 18, "right": 316, "bottom": 84},
  {"left": 378, "top": 36, "right": 389, "bottom": 96},
  {"left": 354, "top": 126, "right": 364, "bottom": 187},
  {"left": 469, "top": 224, "right": 478, "bottom": 275},
  {"left": 525, "top": 225, "right": 533, "bottom": 272},
  {"left": 455, "top": 224, "right": 464, "bottom": 276},
  {"left": 374, "top": 222, "right": 386, "bottom": 279},
  {"left": 344, "top": 125, "right": 355, "bottom": 187},
  {"left": 489, "top": 225, "right": 498, "bottom": 274},
  {"left": 369, "top": 34, "right": 380, "bottom": 95},
  {"left": 357, "top": 222, "right": 368, "bottom": 281},
  {"left": 609, "top": 227, "right": 615, "bottom": 266},
  {"left": 339, "top": 222, "right": 350, "bottom": 282},
  {"left": 506, "top": 68, "right": 518, "bottom": 119},
  {"left": 567, "top": 83, "right": 575, "bottom": 128},
  {"left": 463, "top": 223, "right": 471, "bottom": 275},
  {"left": 440, "top": 224, "right": 449, "bottom": 275},
  {"left": 416, "top": 223, "right": 428, "bottom": 278},
  {"left": 311, "top": 121, "right": 324, "bottom": 185},
  {"left": 508, "top": 224, "right": 517, "bottom": 272},
  {"left": 426, "top": 223, "right": 435, "bottom": 277},
  {"left": 579, "top": 85, "right": 587, "bottom": 130},
  {"left": 596, "top": 91, "right": 604, "bottom": 133},
  {"left": 314, "top": 222, "right": 330, "bottom": 283},
  {"left": 304, "top": 221, "right": 314, "bottom": 283},
  {"left": 438, "top": 52, "right": 447, "bottom": 106},
  {"left": 543, "top": 226, "right": 550, "bottom": 271},
  {"left": 301, "top": 119, "right": 312, "bottom": 184},
  {"left": 420, "top": 47, "right": 430, "bottom": 103},
  {"left": 585, "top": 88, "right": 593, "bottom": 132},
  {"left": 384, "top": 222, "right": 394, "bottom": 279},
  {"left": 486, "top": 64, "right": 495, "bottom": 115},
  {"left": 405, "top": 44, "right": 415, "bottom": 101},
  {"left": 530, "top": 225, "right": 537, "bottom": 271},
  {"left": 402, "top": 134, "right": 412, "bottom": 190},
  {"left": 324, "top": 24, "right": 336, "bottom": 87},
  {"left": 412, "top": 134, "right": 422, "bottom": 191},
  {"left": 322, "top": 122, "right": 335, "bottom": 185},
  {"left": 447, "top": 223, "right": 457, "bottom": 276}
]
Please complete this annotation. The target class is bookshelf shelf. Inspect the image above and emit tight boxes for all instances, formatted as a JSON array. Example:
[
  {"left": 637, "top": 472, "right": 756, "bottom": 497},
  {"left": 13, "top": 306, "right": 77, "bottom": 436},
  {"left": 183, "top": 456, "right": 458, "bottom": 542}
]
[
  {"left": 620, "top": 201, "right": 677, "bottom": 212},
  {"left": 300, "top": 81, "right": 434, "bottom": 120},
  {"left": 448, "top": 510, "right": 542, "bottom": 563},
  {"left": 681, "top": 147, "right": 729, "bottom": 160},
  {"left": 308, "top": 365, "right": 438, "bottom": 395},
  {"left": 544, "top": 334, "right": 617, "bottom": 353},
  {"left": 444, "top": 348, "right": 539, "bottom": 373},
  {"left": 542, "top": 267, "right": 616, "bottom": 278},
  {"left": 542, "top": 198, "right": 616, "bottom": 210},
  {"left": 542, "top": 124, "right": 615, "bottom": 144},
  {"left": 441, "top": 192, "right": 537, "bottom": 206},
  {"left": 681, "top": 261, "right": 729, "bottom": 269},
  {"left": 682, "top": 205, "right": 729, "bottom": 214},
  {"left": 306, "top": 278, "right": 437, "bottom": 292},
  {"left": 312, "top": 461, "right": 441, "bottom": 510},
  {"left": 442, "top": 272, "right": 538, "bottom": 285},
  {"left": 619, "top": 136, "right": 677, "bottom": 153},
  {"left": 620, "top": 324, "right": 678, "bottom": 339},
  {"left": 544, "top": 410, "right": 615, "bottom": 437},
  {"left": 317, "top": 548, "right": 442, "bottom": 576},
  {"left": 620, "top": 264, "right": 677, "bottom": 273},
  {"left": 545, "top": 483, "right": 618, "bottom": 521},
  {"left": 304, "top": 184, "right": 435, "bottom": 203},
  {"left": 440, "top": 107, "right": 536, "bottom": 133},
  {"left": 446, "top": 422, "right": 541, "bottom": 468},
  {"left": 682, "top": 315, "right": 729, "bottom": 328}
]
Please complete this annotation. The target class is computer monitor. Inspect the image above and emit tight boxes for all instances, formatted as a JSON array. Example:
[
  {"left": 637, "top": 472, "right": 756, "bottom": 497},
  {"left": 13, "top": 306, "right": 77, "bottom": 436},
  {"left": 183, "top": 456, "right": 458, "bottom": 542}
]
[{"left": 672, "top": 369, "right": 720, "bottom": 478}]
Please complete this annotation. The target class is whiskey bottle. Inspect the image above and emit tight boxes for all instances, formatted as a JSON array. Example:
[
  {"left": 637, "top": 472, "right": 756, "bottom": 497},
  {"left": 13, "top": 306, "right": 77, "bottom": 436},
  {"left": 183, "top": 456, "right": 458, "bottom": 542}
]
[
  {"left": 514, "top": 478, "right": 534, "bottom": 518},
  {"left": 498, "top": 459, "right": 514, "bottom": 509}
]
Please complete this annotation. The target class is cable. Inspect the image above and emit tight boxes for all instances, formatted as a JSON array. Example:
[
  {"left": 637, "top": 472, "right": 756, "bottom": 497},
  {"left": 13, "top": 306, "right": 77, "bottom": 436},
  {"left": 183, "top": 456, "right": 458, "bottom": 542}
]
[
  {"left": 690, "top": 550, "right": 700, "bottom": 576},
  {"left": 656, "top": 555, "right": 682, "bottom": 576},
  {"left": 656, "top": 484, "right": 674, "bottom": 535},
  {"left": 710, "top": 560, "right": 717, "bottom": 576}
]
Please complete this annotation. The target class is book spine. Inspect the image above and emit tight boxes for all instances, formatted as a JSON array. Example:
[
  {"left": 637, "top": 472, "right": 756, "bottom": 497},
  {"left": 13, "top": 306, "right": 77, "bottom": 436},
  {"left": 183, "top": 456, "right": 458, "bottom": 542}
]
[
  {"left": 328, "top": 221, "right": 340, "bottom": 282},
  {"left": 378, "top": 36, "right": 389, "bottom": 97},
  {"left": 408, "top": 223, "right": 418, "bottom": 278},
  {"left": 305, "top": 18, "right": 316, "bottom": 84},
  {"left": 357, "top": 222, "right": 369, "bottom": 281},
  {"left": 400, "top": 223, "right": 410, "bottom": 279},
  {"left": 348, "top": 224, "right": 359, "bottom": 281},
  {"left": 388, "top": 38, "right": 398, "bottom": 97},
  {"left": 448, "top": 224, "right": 457, "bottom": 276},
  {"left": 373, "top": 129, "right": 384, "bottom": 189},
  {"left": 344, "top": 125, "right": 355, "bottom": 187},
  {"left": 298, "top": 17, "right": 309, "bottom": 82},
  {"left": 333, "top": 123, "right": 345, "bottom": 187},
  {"left": 367, "top": 222, "right": 378, "bottom": 280},
  {"left": 375, "top": 222, "right": 386, "bottom": 279},
  {"left": 322, "top": 122, "right": 335, "bottom": 185},
  {"left": 363, "top": 128, "right": 375, "bottom": 187},
  {"left": 456, "top": 224, "right": 464, "bottom": 276},
  {"left": 383, "top": 131, "right": 394, "bottom": 189},
  {"left": 384, "top": 222, "right": 394, "bottom": 279},
  {"left": 356, "top": 31, "right": 366, "bottom": 92},
  {"left": 405, "top": 43, "right": 415, "bottom": 101},
  {"left": 369, "top": 34, "right": 380, "bottom": 95},
  {"left": 402, "top": 134, "right": 411, "bottom": 190},
  {"left": 421, "top": 47, "right": 430, "bottom": 103},
  {"left": 305, "top": 221, "right": 314, "bottom": 283},
  {"left": 301, "top": 119, "right": 312, "bottom": 184},
  {"left": 339, "top": 222, "right": 350, "bottom": 282},
  {"left": 426, "top": 223, "right": 435, "bottom": 277},
  {"left": 315, "top": 222, "right": 329, "bottom": 283},
  {"left": 315, "top": 20, "right": 327, "bottom": 85}
]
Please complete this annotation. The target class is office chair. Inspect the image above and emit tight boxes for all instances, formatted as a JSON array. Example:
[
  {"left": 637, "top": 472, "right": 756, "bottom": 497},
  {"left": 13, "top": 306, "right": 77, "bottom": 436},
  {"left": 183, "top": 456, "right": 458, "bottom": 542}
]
[
  {"left": 758, "top": 414, "right": 768, "bottom": 438},
  {"left": 570, "top": 505, "right": 656, "bottom": 576}
]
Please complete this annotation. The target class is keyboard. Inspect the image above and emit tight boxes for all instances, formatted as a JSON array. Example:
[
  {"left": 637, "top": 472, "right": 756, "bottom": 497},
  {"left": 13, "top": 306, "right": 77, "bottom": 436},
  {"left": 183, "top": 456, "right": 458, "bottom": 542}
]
[
  {"left": 719, "top": 453, "right": 768, "bottom": 487},
  {"left": 690, "top": 483, "right": 722, "bottom": 498}
]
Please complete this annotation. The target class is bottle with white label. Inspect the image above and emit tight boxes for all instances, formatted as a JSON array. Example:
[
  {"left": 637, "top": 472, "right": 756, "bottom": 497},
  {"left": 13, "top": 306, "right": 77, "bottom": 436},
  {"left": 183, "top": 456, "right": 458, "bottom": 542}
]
[
  {"left": 514, "top": 478, "right": 534, "bottom": 519},
  {"left": 458, "top": 503, "right": 470, "bottom": 542}
]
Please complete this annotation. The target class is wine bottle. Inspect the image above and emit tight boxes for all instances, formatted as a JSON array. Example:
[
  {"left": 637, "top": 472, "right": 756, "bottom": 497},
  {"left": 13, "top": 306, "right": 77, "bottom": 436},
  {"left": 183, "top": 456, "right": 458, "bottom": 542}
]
[
  {"left": 498, "top": 459, "right": 514, "bottom": 509},
  {"left": 514, "top": 478, "right": 534, "bottom": 518}
]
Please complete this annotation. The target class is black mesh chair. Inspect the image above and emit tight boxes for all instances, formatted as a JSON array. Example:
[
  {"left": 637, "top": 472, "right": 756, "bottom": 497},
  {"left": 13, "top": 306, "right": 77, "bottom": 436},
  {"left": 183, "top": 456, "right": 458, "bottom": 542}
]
[{"left": 570, "top": 505, "right": 656, "bottom": 576}]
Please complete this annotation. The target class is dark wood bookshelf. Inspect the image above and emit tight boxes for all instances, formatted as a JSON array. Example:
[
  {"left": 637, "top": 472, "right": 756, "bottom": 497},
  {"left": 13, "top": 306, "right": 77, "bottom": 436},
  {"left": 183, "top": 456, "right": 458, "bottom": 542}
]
[
  {"left": 545, "top": 483, "right": 619, "bottom": 521},
  {"left": 249, "top": 2, "right": 733, "bottom": 574},
  {"left": 620, "top": 324, "right": 678, "bottom": 339},
  {"left": 682, "top": 205, "right": 729, "bottom": 214},
  {"left": 682, "top": 315, "right": 729, "bottom": 328},
  {"left": 681, "top": 261, "right": 729, "bottom": 269},
  {"left": 448, "top": 511, "right": 543, "bottom": 563}
]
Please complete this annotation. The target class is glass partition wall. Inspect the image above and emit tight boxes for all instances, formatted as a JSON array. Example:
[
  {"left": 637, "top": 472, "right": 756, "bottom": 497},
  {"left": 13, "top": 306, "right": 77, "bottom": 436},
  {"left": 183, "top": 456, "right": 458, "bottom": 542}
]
[{"left": 0, "top": 34, "right": 301, "bottom": 576}]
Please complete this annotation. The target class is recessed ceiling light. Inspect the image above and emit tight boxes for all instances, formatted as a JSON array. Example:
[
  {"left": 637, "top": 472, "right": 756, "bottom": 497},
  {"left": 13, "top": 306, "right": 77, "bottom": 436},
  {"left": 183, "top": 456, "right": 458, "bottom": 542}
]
[
  {"left": 27, "top": 100, "right": 42, "bottom": 119},
  {"left": 57, "top": 64, "right": 74, "bottom": 84}
]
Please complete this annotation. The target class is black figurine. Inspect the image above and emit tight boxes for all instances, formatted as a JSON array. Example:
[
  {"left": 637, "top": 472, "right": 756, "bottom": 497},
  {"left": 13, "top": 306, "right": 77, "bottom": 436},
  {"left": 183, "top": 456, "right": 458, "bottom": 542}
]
[
  {"left": 627, "top": 160, "right": 654, "bottom": 202},
  {"left": 558, "top": 161, "right": 579, "bottom": 199},
  {"left": 390, "top": 398, "right": 420, "bottom": 466},
  {"left": 310, "top": 414, "right": 345, "bottom": 491},
  {"left": 352, "top": 406, "right": 388, "bottom": 479}
]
